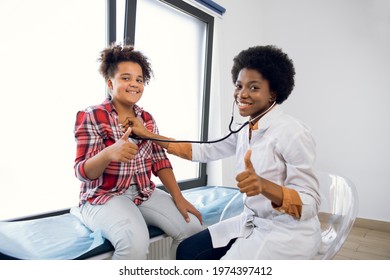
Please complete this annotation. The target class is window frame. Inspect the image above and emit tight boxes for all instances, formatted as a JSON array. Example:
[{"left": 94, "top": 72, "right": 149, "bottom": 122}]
[{"left": 107, "top": 0, "right": 214, "bottom": 190}]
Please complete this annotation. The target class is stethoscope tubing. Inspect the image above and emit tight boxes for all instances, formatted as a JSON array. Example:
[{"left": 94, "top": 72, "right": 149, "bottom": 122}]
[
  {"left": 129, "top": 117, "right": 249, "bottom": 144},
  {"left": 129, "top": 101, "right": 275, "bottom": 144}
]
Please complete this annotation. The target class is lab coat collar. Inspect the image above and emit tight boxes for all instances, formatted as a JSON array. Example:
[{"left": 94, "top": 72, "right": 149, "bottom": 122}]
[{"left": 252, "top": 104, "right": 283, "bottom": 132}]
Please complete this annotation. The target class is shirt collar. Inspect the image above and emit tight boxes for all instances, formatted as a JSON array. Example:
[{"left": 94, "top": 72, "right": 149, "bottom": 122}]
[{"left": 102, "top": 98, "right": 143, "bottom": 116}]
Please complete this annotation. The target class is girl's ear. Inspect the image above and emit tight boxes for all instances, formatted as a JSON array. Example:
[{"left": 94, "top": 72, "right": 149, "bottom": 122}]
[{"left": 107, "top": 79, "right": 113, "bottom": 91}]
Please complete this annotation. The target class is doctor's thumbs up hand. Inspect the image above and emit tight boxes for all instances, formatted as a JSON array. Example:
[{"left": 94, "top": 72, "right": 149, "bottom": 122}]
[
  {"left": 236, "top": 149, "right": 264, "bottom": 197},
  {"left": 106, "top": 127, "right": 138, "bottom": 163}
]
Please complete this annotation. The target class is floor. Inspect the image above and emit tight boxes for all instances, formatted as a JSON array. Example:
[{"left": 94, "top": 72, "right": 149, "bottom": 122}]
[{"left": 333, "top": 218, "right": 390, "bottom": 260}]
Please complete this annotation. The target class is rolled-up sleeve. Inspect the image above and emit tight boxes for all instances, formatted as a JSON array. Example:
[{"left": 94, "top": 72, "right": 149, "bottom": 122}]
[
  {"left": 272, "top": 187, "right": 302, "bottom": 219},
  {"left": 167, "top": 142, "right": 192, "bottom": 160},
  {"left": 74, "top": 110, "right": 103, "bottom": 185}
]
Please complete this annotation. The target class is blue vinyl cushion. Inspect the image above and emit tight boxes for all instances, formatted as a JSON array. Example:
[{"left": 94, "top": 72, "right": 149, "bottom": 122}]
[{"left": 0, "top": 186, "right": 242, "bottom": 260}]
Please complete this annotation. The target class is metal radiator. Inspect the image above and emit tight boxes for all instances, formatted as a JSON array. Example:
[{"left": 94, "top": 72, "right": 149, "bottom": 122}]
[{"left": 147, "top": 236, "right": 172, "bottom": 260}]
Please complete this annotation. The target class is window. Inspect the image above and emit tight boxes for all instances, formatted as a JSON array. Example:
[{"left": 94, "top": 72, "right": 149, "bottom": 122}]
[
  {"left": 0, "top": 0, "right": 106, "bottom": 220},
  {"left": 0, "top": 0, "right": 214, "bottom": 220}
]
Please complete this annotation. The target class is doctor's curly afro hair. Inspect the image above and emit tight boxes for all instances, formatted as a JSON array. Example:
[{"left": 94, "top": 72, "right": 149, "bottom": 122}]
[{"left": 231, "top": 45, "right": 295, "bottom": 104}]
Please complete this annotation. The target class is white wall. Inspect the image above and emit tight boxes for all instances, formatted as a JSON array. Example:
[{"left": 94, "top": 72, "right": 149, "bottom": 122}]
[{"left": 209, "top": 0, "right": 390, "bottom": 222}]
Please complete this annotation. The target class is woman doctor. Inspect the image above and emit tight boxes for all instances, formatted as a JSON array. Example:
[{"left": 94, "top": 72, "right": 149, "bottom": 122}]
[{"left": 123, "top": 45, "right": 322, "bottom": 259}]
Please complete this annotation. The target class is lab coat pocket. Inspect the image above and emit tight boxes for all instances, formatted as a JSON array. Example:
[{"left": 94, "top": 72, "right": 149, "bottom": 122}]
[{"left": 273, "top": 213, "right": 299, "bottom": 229}]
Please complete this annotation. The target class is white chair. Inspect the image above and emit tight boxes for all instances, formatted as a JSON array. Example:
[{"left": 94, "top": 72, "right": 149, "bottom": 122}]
[
  {"left": 218, "top": 171, "right": 359, "bottom": 260},
  {"left": 313, "top": 171, "right": 359, "bottom": 259}
]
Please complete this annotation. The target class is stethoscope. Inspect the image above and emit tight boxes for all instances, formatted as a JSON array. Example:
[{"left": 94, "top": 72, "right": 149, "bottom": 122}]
[{"left": 129, "top": 100, "right": 276, "bottom": 144}]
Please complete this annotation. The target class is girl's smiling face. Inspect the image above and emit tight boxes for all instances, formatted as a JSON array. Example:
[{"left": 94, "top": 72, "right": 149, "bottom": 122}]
[
  {"left": 108, "top": 61, "right": 144, "bottom": 109},
  {"left": 234, "top": 68, "right": 276, "bottom": 121}
]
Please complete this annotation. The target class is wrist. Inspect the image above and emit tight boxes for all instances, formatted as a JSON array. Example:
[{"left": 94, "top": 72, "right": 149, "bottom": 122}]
[
  {"left": 101, "top": 146, "right": 113, "bottom": 163},
  {"left": 171, "top": 191, "right": 184, "bottom": 202},
  {"left": 145, "top": 130, "right": 156, "bottom": 139}
]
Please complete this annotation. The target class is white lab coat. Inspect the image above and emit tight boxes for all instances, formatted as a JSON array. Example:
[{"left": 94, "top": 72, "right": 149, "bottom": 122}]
[{"left": 192, "top": 105, "right": 322, "bottom": 259}]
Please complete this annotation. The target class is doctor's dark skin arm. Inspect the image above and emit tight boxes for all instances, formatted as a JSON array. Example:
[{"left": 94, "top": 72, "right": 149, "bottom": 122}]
[
  {"left": 236, "top": 149, "right": 283, "bottom": 206},
  {"left": 121, "top": 116, "right": 172, "bottom": 149},
  {"left": 125, "top": 115, "right": 284, "bottom": 204}
]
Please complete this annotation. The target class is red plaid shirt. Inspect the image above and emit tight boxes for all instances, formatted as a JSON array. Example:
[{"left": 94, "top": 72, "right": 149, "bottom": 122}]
[{"left": 74, "top": 98, "right": 172, "bottom": 206}]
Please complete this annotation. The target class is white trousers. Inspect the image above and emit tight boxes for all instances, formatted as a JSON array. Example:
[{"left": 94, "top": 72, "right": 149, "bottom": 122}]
[{"left": 80, "top": 186, "right": 202, "bottom": 260}]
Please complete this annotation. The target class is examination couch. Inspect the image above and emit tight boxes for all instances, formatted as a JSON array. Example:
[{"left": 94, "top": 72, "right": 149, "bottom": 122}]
[
  {"left": 0, "top": 171, "right": 358, "bottom": 260},
  {"left": 0, "top": 186, "right": 242, "bottom": 260}
]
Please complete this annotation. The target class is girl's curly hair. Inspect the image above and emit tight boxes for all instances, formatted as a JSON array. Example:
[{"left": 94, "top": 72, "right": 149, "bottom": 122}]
[
  {"left": 231, "top": 45, "right": 295, "bottom": 104},
  {"left": 98, "top": 44, "right": 153, "bottom": 84}
]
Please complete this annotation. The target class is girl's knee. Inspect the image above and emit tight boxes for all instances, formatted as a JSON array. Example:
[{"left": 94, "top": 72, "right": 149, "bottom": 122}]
[
  {"left": 110, "top": 219, "right": 149, "bottom": 260},
  {"left": 113, "top": 238, "right": 149, "bottom": 260},
  {"left": 184, "top": 215, "right": 203, "bottom": 236},
  {"left": 173, "top": 216, "right": 203, "bottom": 243}
]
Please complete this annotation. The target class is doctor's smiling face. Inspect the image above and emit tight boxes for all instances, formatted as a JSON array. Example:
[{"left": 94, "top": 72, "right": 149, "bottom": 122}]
[{"left": 234, "top": 68, "right": 276, "bottom": 121}]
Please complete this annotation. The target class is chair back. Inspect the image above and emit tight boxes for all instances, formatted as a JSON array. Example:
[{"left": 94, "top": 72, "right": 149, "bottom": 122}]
[{"left": 313, "top": 171, "right": 359, "bottom": 259}]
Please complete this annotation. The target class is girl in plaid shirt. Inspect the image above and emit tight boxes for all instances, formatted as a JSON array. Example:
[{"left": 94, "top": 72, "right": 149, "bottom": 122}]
[{"left": 74, "top": 44, "right": 203, "bottom": 260}]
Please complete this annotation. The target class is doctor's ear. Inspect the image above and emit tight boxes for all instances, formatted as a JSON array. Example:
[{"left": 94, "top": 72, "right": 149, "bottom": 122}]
[{"left": 270, "top": 92, "right": 277, "bottom": 103}]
